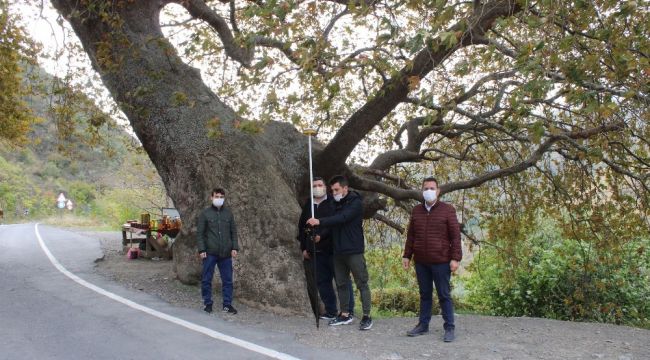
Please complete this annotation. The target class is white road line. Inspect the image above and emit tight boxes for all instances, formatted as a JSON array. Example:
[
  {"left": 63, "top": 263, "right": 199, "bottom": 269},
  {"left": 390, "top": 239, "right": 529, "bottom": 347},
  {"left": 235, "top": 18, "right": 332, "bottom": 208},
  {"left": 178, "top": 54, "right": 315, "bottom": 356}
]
[{"left": 34, "top": 223, "right": 301, "bottom": 360}]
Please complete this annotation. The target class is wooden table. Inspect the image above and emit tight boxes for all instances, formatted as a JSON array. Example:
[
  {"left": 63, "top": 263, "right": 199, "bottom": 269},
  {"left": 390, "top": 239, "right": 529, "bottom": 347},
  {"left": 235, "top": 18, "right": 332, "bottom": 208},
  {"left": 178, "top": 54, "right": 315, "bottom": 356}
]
[{"left": 122, "top": 224, "right": 176, "bottom": 259}]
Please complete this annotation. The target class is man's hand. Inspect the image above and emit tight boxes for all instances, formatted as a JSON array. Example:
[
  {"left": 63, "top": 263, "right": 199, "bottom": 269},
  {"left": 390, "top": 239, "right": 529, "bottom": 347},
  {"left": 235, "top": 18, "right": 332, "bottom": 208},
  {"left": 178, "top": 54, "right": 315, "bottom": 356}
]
[
  {"left": 231, "top": 250, "right": 238, "bottom": 258},
  {"left": 302, "top": 250, "right": 311, "bottom": 260},
  {"left": 199, "top": 251, "right": 207, "bottom": 259},
  {"left": 306, "top": 218, "right": 320, "bottom": 226},
  {"left": 402, "top": 257, "right": 410, "bottom": 270},
  {"left": 314, "top": 235, "right": 321, "bottom": 243},
  {"left": 450, "top": 259, "right": 459, "bottom": 272}
]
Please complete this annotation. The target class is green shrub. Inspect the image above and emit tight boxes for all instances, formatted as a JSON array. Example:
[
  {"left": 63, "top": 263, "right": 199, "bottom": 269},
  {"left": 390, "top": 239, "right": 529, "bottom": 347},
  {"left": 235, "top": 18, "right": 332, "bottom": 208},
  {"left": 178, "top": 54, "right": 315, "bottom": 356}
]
[
  {"left": 366, "top": 244, "right": 418, "bottom": 290},
  {"left": 464, "top": 219, "right": 650, "bottom": 328},
  {"left": 372, "top": 287, "right": 423, "bottom": 314},
  {"left": 365, "top": 243, "right": 468, "bottom": 316}
]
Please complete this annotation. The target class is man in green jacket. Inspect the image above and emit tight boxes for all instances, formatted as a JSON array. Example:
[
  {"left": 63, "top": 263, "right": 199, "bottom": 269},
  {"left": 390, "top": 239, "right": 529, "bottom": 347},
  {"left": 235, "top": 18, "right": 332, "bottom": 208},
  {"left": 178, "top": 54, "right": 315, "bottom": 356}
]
[{"left": 197, "top": 188, "right": 239, "bottom": 314}]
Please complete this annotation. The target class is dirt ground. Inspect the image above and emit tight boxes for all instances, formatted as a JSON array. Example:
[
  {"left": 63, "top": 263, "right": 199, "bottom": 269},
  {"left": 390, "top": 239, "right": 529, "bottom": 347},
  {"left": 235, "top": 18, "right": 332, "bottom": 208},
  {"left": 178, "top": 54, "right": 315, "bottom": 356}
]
[{"left": 81, "top": 230, "right": 649, "bottom": 360}]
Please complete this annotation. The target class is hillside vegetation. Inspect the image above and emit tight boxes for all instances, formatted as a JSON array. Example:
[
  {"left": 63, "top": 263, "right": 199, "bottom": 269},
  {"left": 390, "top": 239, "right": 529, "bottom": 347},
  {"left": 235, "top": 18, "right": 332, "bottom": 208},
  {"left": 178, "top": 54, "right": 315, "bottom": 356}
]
[{"left": 0, "top": 65, "right": 166, "bottom": 227}]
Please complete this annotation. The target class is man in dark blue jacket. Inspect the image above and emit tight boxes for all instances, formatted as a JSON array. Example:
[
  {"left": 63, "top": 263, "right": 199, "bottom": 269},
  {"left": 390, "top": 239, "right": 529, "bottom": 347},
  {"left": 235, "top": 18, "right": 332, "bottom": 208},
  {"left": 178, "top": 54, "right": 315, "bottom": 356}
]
[
  {"left": 297, "top": 177, "right": 355, "bottom": 320},
  {"left": 307, "top": 175, "right": 373, "bottom": 330}
]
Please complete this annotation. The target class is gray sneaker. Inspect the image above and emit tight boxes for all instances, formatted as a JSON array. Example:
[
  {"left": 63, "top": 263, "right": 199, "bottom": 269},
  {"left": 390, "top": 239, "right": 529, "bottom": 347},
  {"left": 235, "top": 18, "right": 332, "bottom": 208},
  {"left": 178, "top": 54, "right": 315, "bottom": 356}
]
[
  {"left": 328, "top": 314, "right": 353, "bottom": 326},
  {"left": 319, "top": 313, "right": 337, "bottom": 321},
  {"left": 359, "top": 315, "right": 373, "bottom": 330},
  {"left": 406, "top": 323, "right": 429, "bottom": 337},
  {"left": 223, "top": 305, "right": 238, "bottom": 314},
  {"left": 443, "top": 328, "right": 455, "bottom": 342}
]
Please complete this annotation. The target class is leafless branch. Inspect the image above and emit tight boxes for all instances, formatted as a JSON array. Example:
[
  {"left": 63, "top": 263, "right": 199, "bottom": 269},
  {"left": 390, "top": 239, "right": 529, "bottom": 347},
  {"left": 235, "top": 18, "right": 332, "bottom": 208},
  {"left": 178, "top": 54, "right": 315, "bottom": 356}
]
[
  {"left": 323, "top": 9, "right": 349, "bottom": 43},
  {"left": 356, "top": 166, "right": 414, "bottom": 189},
  {"left": 372, "top": 213, "right": 405, "bottom": 234}
]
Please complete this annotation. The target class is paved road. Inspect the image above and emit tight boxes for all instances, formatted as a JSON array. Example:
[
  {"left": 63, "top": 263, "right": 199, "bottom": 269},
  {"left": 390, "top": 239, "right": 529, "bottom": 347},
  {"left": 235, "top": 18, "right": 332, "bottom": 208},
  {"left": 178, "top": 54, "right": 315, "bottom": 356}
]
[{"left": 0, "top": 223, "right": 357, "bottom": 360}]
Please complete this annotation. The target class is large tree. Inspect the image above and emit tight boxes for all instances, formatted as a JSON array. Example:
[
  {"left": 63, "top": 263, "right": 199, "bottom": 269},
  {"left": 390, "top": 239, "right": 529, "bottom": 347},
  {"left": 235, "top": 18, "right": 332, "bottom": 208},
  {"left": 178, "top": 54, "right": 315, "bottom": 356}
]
[{"left": 46, "top": 0, "right": 648, "bottom": 310}]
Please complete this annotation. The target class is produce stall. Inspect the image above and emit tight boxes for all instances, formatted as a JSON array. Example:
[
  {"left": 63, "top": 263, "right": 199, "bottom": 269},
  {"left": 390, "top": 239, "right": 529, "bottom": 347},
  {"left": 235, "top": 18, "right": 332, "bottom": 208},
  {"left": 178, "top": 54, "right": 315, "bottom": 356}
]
[{"left": 122, "top": 209, "right": 180, "bottom": 259}]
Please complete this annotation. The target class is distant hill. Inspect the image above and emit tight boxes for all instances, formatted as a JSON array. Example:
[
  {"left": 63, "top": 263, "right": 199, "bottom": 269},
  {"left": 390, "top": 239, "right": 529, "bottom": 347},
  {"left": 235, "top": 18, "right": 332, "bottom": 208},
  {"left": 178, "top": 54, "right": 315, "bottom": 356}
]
[{"left": 0, "top": 64, "right": 165, "bottom": 225}]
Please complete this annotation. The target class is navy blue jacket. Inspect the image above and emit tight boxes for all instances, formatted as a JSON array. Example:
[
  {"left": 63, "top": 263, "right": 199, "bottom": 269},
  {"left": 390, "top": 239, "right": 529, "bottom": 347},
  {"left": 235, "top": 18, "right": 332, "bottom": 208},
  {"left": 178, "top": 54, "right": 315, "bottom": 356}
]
[{"left": 319, "top": 191, "right": 365, "bottom": 255}]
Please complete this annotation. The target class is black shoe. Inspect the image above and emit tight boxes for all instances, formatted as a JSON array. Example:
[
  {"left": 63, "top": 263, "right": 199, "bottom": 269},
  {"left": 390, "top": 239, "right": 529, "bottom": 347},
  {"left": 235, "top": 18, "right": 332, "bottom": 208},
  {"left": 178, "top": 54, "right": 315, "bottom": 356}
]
[
  {"left": 223, "top": 305, "right": 238, "bottom": 314},
  {"left": 443, "top": 329, "right": 455, "bottom": 342},
  {"left": 320, "top": 313, "right": 337, "bottom": 320},
  {"left": 203, "top": 304, "right": 213, "bottom": 313},
  {"left": 328, "top": 313, "right": 353, "bottom": 326},
  {"left": 359, "top": 315, "right": 373, "bottom": 330},
  {"left": 407, "top": 323, "right": 429, "bottom": 337}
]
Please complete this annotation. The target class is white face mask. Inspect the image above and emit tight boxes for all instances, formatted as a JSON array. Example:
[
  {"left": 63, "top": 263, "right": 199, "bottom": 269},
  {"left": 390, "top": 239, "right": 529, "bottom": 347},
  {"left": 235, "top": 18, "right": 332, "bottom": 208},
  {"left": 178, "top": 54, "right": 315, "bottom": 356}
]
[
  {"left": 333, "top": 193, "right": 343, "bottom": 202},
  {"left": 423, "top": 189, "right": 437, "bottom": 203},
  {"left": 313, "top": 187, "right": 326, "bottom": 198},
  {"left": 212, "top": 198, "right": 224, "bottom": 207}
]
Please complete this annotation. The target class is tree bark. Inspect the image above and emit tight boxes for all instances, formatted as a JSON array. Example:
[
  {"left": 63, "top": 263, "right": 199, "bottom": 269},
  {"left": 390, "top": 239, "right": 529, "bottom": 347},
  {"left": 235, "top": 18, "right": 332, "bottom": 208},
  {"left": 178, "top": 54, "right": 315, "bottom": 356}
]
[{"left": 51, "top": 0, "right": 318, "bottom": 311}]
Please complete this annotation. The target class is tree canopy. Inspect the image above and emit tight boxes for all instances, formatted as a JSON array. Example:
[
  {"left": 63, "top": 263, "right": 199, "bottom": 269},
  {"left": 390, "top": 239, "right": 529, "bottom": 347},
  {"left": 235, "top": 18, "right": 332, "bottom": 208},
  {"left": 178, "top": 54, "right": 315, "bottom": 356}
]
[{"left": 152, "top": 0, "right": 649, "bottom": 233}]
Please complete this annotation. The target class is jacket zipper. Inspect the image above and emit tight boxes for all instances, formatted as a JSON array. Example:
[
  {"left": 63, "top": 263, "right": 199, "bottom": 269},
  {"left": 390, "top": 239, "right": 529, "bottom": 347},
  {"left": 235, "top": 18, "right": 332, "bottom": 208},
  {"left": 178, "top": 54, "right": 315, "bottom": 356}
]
[{"left": 424, "top": 207, "right": 430, "bottom": 259}]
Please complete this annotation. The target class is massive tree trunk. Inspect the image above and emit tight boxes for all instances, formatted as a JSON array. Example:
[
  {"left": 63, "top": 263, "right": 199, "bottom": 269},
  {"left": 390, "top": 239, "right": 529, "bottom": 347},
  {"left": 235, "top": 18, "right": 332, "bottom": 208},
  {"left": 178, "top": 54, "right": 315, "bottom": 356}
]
[{"left": 51, "top": 0, "right": 318, "bottom": 311}]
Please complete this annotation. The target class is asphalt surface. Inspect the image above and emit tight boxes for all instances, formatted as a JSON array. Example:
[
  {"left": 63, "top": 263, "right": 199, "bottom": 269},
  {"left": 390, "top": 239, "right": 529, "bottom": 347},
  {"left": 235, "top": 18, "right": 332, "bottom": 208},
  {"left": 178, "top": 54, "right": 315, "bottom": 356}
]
[{"left": 0, "top": 223, "right": 358, "bottom": 360}]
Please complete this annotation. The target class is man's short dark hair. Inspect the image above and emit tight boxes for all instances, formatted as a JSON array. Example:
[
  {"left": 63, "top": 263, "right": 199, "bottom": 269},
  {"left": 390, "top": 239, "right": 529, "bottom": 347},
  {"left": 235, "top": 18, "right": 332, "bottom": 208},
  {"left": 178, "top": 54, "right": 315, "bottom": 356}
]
[
  {"left": 329, "top": 175, "right": 349, "bottom": 187},
  {"left": 211, "top": 188, "right": 226, "bottom": 196},
  {"left": 313, "top": 176, "right": 324, "bottom": 182},
  {"left": 422, "top": 177, "right": 438, "bottom": 187}
]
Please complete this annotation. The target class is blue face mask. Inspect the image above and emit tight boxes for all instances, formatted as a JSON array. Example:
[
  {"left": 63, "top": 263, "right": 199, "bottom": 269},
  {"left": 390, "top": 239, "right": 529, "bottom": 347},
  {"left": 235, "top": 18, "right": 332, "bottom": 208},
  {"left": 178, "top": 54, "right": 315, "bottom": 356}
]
[
  {"left": 333, "top": 193, "right": 343, "bottom": 202},
  {"left": 212, "top": 198, "right": 224, "bottom": 207}
]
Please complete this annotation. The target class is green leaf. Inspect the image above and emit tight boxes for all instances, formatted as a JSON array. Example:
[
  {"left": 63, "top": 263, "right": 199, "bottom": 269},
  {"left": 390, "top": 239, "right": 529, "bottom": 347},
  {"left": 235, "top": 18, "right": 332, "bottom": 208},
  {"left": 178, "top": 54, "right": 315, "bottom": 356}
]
[{"left": 439, "top": 31, "right": 458, "bottom": 49}]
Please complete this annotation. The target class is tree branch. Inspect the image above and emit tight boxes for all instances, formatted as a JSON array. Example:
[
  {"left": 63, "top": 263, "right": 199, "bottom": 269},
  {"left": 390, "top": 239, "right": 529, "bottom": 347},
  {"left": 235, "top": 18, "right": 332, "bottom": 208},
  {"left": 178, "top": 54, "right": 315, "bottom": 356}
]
[
  {"left": 349, "top": 173, "right": 421, "bottom": 201},
  {"left": 356, "top": 166, "right": 414, "bottom": 189},
  {"left": 439, "top": 137, "right": 558, "bottom": 194},
  {"left": 353, "top": 123, "right": 624, "bottom": 201},
  {"left": 322, "top": 9, "right": 349, "bottom": 44},
  {"left": 174, "top": 0, "right": 253, "bottom": 66},
  {"left": 441, "top": 122, "right": 626, "bottom": 194},
  {"left": 373, "top": 213, "right": 405, "bottom": 234},
  {"left": 316, "top": 0, "right": 522, "bottom": 175}
]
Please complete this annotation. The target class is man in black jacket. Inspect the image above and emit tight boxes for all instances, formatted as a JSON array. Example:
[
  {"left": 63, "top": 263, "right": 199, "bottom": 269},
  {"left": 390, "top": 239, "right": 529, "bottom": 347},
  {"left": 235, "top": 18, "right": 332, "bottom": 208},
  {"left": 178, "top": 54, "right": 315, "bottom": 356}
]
[
  {"left": 307, "top": 175, "right": 373, "bottom": 330},
  {"left": 297, "top": 177, "right": 354, "bottom": 320}
]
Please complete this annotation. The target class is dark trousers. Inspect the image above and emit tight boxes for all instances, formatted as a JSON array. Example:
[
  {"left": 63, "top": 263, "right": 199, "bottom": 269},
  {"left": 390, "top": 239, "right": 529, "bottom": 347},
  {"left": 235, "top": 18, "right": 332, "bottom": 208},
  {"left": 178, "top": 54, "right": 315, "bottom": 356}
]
[
  {"left": 415, "top": 262, "right": 454, "bottom": 330},
  {"left": 201, "top": 254, "right": 233, "bottom": 307},
  {"left": 314, "top": 252, "right": 354, "bottom": 315},
  {"left": 334, "top": 253, "right": 371, "bottom": 316}
]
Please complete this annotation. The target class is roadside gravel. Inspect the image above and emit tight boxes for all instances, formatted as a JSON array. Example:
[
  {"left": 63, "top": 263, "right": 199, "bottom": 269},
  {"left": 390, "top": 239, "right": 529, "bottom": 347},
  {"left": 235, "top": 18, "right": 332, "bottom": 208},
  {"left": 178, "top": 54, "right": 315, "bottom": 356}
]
[{"left": 80, "top": 230, "right": 650, "bottom": 360}]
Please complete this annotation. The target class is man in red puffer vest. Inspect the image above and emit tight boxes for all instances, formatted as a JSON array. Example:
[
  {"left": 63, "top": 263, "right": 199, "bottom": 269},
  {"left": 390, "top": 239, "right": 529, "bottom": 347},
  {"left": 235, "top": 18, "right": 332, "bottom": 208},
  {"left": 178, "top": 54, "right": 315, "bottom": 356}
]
[{"left": 402, "top": 177, "right": 462, "bottom": 342}]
